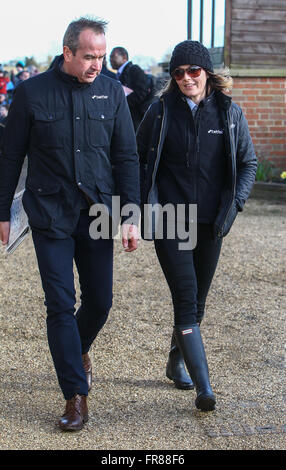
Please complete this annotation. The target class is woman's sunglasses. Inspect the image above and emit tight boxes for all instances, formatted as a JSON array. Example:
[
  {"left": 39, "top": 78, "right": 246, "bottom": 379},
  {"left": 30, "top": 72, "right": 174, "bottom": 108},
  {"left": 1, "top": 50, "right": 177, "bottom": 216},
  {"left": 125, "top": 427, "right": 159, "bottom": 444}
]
[{"left": 172, "top": 66, "right": 202, "bottom": 81}]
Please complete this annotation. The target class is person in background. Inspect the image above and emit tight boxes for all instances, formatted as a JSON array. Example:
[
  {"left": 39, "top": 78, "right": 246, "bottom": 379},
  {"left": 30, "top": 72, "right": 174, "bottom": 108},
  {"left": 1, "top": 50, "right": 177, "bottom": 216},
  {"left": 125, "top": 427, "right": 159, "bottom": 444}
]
[
  {"left": 12, "top": 70, "right": 30, "bottom": 98},
  {"left": 109, "top": 46, "right": 151, "bottom": 130},
  {"left": 0, "top": 93, "right": 9, "bottom": 107},
  {"left": 11, "top": 61, "right": 25, "bottom": 87},
  {"left": 6, "top": 80, "right": 14, "bottom": 104},
  {"left": 100, "top": 56, "right": 116, "bottom": 79},
  {"left": 15, "top": 61, "right": 24, "bottom": 73},
  {"left": 0, "top": 104, "right": 8, "bottom": 120},
  {"left": 16, "top": 69, "right": 30, "bottom": 85},
  {"left": 0, "top": 67, "right": 9, "bottom": 95},
  {"left": 137, "top": 40, "right": 257, "bottom": 412},
  {"left": 0, "top": 104, "right": 8, "bottom": 147},
  {"left": 27, "top": 65, "right": 39, "bottom": 78},
  {"left": 0, "top": 17, "right": 140, "bottom": 431}
]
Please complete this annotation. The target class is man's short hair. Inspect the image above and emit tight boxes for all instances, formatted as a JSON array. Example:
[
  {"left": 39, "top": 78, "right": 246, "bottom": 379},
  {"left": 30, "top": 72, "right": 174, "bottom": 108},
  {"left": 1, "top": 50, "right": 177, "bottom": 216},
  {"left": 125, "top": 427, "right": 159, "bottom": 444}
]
[
  {"left": 63, "top": 17, "right": 108, "bottom": 55},
  {"left": 112, "top": 47, "right": 129, "bottom": 60}
]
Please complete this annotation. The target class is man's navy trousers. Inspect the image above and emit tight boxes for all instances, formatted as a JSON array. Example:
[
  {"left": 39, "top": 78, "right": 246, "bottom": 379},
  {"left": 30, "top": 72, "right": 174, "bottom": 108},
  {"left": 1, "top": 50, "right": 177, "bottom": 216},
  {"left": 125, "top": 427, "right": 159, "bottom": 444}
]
[{"left": 32, "top": 209, "right": 113, "bottom": 400}]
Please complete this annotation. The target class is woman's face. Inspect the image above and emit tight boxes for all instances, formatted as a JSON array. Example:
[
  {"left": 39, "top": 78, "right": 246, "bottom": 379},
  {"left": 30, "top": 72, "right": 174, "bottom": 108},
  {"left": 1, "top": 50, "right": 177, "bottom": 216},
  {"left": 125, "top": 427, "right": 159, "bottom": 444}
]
[{"left": 173, "top": 65, "right": 209, "bottom": 103}]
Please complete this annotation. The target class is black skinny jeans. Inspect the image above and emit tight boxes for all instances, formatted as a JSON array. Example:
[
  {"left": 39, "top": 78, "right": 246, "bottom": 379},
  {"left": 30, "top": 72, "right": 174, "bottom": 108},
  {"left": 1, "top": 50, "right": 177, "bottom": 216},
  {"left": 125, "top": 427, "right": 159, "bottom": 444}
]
[{"left": 154, "top": 224, "right": 222, "bottom": 326}]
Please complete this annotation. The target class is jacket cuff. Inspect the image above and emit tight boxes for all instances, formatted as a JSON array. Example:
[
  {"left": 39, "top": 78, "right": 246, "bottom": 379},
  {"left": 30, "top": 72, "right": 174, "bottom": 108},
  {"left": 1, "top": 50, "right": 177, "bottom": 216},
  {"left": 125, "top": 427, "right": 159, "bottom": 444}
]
[
  {"left": 0, "top": 209, "right": 11, "bottom": 221},
  {"left": 121, "top": 215, "right": 140, "bottom": 227},
  {"left": 235, "top": 199, "right": 244, "bottom": 212}
]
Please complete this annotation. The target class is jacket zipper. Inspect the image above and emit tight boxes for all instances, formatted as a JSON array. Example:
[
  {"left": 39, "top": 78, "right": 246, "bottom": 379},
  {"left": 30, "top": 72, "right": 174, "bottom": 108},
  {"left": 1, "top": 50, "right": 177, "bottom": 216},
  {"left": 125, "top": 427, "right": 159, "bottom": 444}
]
[
  {"left": 147, "top": 99, "right": 166, "bottom": 204},
  {"left": 194, "top": 109, "right": 201, "bottom": 204}
]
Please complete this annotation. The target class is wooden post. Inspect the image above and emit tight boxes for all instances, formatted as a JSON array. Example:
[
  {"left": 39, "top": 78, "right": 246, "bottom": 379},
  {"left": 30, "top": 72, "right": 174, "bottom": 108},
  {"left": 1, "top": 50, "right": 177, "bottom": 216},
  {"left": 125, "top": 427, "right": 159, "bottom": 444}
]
[
  {"left": 187, "top": 0, "right": 192, "bottom": 39},
  {"left": 200, "top": 0, "right": 204, "bottom": 42},
  {"left": 211, "top": 0, "right": 215, "bottom": 48},
  {"left": 224, "top": 0, "right": 232, "bottom": 67}
]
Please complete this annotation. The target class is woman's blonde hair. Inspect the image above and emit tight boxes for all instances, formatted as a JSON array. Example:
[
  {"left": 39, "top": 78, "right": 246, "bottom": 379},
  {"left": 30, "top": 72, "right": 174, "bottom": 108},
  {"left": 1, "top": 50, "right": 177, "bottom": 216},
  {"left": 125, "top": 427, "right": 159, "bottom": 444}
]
[
  {"left": 157, "top": 67, "right": 233, "bottom": 97},
  {"left": 207, "top": 68, "right": 233, "bottom": 93}
]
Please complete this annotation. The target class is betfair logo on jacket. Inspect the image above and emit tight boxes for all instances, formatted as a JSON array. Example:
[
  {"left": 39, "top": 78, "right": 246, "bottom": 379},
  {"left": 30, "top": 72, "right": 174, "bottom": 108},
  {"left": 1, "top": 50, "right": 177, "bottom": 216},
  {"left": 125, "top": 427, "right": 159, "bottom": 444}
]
[
  {"left": 208, "top": 129, "right": 223, "bottom": 134},
  {"left": 91, "top": 95, "right": 108, "bottom": 99}
]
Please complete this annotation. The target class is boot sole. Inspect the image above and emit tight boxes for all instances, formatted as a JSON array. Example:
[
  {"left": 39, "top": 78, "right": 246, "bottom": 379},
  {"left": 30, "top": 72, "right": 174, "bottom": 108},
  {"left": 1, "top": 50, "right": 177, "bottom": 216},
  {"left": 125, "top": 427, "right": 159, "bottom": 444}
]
[
  {"left": 195, "top": 395, "right": 216, "bottom": 412},
  {"left": 166, "top": 372, "right": 194, "bottom": 390}
]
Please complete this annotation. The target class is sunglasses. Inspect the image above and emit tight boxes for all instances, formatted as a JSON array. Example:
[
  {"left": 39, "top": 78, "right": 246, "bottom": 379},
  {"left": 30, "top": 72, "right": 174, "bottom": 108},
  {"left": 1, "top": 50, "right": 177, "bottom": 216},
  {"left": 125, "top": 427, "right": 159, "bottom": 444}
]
[{"left": 172, "top": 66, "right": 202, "bottom": 80}]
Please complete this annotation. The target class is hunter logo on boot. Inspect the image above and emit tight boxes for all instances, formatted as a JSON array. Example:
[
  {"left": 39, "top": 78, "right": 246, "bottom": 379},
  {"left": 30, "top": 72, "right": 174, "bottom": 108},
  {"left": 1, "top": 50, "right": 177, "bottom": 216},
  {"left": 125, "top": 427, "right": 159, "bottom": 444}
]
[{"left": 182, "top": 328, "right": 193, "bottom": 335}]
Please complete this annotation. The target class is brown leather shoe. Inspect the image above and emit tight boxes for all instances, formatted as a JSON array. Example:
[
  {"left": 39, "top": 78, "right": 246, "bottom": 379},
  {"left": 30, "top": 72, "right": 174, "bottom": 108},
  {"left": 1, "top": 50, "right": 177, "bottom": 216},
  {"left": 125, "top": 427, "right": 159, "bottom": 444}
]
[
  {"left": 82, "top": 353, "right": 92, "bottom": 391},
  {"left": 58, "top": 394, "right": 88, "bottom": 431}
]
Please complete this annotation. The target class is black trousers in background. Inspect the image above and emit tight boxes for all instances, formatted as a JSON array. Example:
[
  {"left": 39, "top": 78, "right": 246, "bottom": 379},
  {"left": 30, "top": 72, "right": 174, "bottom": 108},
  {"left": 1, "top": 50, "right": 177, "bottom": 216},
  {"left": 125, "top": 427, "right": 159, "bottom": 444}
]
[
  {"left": 154, "top": 224, "right": 222, "bottom": 326},
  {"left": 32, "top": 209, "right": 113, "bottom": 400}
]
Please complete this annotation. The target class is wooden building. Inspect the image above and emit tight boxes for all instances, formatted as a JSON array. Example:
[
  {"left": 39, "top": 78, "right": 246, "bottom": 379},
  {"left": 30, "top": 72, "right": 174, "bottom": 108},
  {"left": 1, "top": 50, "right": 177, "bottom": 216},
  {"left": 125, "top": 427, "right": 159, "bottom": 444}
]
[
  {"left": 188, "top": 0, "right": 286, "bottom": 170},
  {"left": 224, "top": 0, "right": 286, "bottom": 71}
]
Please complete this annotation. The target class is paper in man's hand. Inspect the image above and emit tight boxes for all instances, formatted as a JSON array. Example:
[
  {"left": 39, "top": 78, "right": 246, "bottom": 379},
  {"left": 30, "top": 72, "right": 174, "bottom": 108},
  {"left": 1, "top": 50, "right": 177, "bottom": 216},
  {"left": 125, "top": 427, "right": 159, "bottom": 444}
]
[{"left": 6, "top": 189, "right": 30, "bottom": 254}]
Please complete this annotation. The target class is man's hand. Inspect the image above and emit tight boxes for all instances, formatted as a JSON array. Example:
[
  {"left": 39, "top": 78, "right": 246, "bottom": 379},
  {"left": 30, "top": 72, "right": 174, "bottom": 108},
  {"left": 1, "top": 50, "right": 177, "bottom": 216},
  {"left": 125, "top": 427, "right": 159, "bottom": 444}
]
[
  {"left": 0, "top": 221, "right": 10, "bottom": 246},
  {"left": 122, "top": 224, "right": 139, "bottom": 252}
]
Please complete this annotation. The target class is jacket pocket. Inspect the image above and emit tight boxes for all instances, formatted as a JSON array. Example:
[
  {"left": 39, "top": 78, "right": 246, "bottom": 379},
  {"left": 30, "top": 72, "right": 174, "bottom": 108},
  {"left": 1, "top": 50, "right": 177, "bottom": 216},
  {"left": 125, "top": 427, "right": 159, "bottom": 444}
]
[
  {"left": 96, "top": 179, "right": 115, "bottom": 194},
  {"left": 88, "top": 110, "right": 114, "bottom": 147},
  {"left": 32, "top": 111, "right": 65, "bottom": 149},
  {"left": 23, "top": 183, "right": 61, "bottom": 229},
  {"left": 94, "top": 179, "right": 115, "bottom": 215}
]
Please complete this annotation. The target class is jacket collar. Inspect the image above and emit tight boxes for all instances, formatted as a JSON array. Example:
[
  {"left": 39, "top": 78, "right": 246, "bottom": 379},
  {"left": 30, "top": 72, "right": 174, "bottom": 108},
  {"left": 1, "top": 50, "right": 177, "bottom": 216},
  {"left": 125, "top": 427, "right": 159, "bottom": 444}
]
[
  {"left": 162, "top": 87, "right": 232, "bottom": 111},
  {"left": 117, "top": 60, "right": 130, "bottom": 76},
  {"left": 52, "top": 54, "right": 94, "bottom": 89},
  {"left": 119, "top": 61, "right": 133, "bottom": 78},
  {"left": 214, "top": 89, "right": 232, "bottom": 110}
]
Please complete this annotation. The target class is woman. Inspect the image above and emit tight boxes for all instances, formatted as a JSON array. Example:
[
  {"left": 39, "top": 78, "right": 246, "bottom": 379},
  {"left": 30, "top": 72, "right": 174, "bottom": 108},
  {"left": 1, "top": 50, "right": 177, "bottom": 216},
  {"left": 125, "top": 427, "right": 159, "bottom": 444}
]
[{"left": 137, "top": 41, "right": 257, "bottom": 411}]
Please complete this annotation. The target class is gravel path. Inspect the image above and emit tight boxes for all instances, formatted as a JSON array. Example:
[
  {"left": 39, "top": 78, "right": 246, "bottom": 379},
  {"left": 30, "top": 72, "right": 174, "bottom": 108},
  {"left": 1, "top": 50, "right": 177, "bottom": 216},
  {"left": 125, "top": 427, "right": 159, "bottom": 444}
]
[{"left": 0, "top": 197, "right": 285, "bottom": 450}]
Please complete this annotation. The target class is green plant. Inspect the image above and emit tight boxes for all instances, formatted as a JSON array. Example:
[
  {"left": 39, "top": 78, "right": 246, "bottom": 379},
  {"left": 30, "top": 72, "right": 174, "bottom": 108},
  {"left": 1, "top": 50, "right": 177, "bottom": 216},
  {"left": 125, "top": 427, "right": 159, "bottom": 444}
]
[{"left": 255, "top": 159, "right": 276, "bottom": 182}]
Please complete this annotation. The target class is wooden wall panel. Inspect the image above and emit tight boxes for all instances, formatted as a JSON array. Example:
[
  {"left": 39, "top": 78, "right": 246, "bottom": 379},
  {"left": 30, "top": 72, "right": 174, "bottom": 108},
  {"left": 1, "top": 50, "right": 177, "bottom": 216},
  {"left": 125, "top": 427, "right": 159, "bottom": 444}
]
[
  {"left": 232, "top": 0, "right": 286, "bottom": 9},
  {"left": 227, "top": 0, "right": 286, "bottom": 69},
  {"left": 232, "top": 9, "right": 286, "bottom": 21},
  {"left": 232, "top": 21, "right": 286, "bottom": 33}
]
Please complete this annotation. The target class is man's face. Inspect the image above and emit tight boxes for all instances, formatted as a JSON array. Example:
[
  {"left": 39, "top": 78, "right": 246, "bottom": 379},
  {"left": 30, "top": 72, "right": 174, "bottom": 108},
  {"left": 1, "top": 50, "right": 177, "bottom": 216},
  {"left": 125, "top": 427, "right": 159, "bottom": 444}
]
[
  {"left": 109, "top": 50, "right": 126, "bottom": 70},
  {"left": 63, "top": 29, "right": 106, "bottom": 83},
  {"left": 20, "top": 71, "right": 30, "bottom": 81}
]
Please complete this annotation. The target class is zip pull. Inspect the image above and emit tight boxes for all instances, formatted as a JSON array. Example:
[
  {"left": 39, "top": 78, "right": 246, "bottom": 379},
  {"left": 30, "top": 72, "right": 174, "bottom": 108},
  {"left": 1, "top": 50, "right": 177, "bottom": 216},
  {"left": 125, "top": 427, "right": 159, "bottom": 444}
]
[{"left": 186, "top": 151, "right": 190, "bottom": 167}]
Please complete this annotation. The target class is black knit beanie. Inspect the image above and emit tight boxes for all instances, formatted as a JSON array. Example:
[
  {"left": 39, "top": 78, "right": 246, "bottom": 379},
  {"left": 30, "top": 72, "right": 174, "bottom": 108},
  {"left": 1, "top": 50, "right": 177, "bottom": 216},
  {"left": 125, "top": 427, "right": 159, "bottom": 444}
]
[{"left": 169, "top": 40, "right": 214, "bottom": 75}]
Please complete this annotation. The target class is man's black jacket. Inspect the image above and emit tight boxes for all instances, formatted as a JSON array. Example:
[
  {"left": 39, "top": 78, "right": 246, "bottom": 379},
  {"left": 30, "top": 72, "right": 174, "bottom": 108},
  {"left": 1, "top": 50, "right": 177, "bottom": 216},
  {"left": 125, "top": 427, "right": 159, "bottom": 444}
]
[{"left": 0, "top": 57, "right": 140, "bottom": 238}]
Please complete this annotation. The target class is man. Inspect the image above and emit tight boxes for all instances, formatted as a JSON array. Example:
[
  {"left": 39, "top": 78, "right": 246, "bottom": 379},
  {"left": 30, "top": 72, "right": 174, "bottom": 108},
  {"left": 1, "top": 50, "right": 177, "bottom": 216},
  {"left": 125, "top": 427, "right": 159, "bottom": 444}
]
[
  {"left": 14, "top": 69, "right": 30, "bottom": 87},
  {"left": 110, "top": 47, "right": 152, "bottom": 130},
  {"left": 0, "top": 17, "right": 140, "bottom": 431},
  {"left": 101, "top": 56, "right": 117, "bottom": 79},
  {"left": 11, "top": 61, "right": 25, "bottom": 87}
]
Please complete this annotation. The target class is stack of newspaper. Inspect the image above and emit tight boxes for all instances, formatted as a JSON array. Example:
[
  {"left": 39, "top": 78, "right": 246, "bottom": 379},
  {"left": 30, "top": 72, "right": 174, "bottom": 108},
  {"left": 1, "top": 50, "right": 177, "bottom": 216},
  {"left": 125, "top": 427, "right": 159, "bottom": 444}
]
[{"left": 6, "top": 189, "right": 30, "bottom": 254}]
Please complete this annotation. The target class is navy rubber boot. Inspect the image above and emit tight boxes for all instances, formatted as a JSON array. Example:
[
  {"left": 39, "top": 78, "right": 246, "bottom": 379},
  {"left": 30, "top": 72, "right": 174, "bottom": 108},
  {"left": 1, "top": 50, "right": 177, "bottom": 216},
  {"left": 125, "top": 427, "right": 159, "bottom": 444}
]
[
  {"left": 166, "top": 332, "right": 194, "bottom": 390},
  {"left": 174, "top": 324, "right": 216, "bottom": 411}
]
